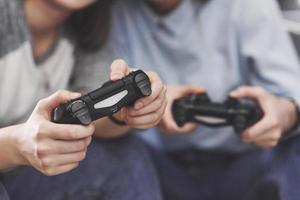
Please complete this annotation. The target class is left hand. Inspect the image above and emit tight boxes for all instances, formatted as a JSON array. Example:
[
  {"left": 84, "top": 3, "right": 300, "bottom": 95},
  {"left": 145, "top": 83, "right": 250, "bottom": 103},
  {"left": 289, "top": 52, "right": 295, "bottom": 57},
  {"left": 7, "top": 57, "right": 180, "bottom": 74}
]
[
  {"left": 110, "top": 59, "right": 167, "bottom": 129},
  {"left": 230, "top": 86, "right": 298, "bottom": 148}
]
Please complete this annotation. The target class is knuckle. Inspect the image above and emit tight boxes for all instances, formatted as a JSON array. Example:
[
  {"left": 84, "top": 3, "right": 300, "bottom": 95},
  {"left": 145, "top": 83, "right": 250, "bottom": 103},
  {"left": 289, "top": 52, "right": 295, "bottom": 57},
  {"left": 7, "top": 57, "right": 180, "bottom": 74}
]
[
  {"left": 36, "top": 144, "right": 48, "bottom": 155},
  {"left": 268, "top": 117, "right": 280, "bottom": 128},
  {"left": 40, "top": 157, "right": 51, "bottom": 168},
  {"left": 152, "top": 113, "right": 160, "bottom": 121},
  {"left": 56, "top": 89, "right": 66, "bottom": 96},
  {"left": 79, "top": 151, "right": 87, "bottom": 161},
  {"left": 154, "top": 118, "right": 162, "bottom": 126},
  {"left": 43, "top": 168, "right": 55, "bottom": 176},
  {"left": 36, "top": 121, "right": 47, "bottom": 134},
  {"left": 155, "top": 99, "right": 164, "bottom": 109},
  {"left": 66, "top": 129, "right": 78, "bottom": 139},
  {"left": 35, "top": 122, "right": 48, "bottom": 141},
  {"left": 272, "top": 131, "right": 282, "bottom": 141},
  {"left": 76, "top": 141, "right": 87, "bottom": 151},
  {"left": 36, "top": 99, "right": 47, "bottom": 108},
  {"left": 270, "top": 141, "right": 278, "bottom": 147}
]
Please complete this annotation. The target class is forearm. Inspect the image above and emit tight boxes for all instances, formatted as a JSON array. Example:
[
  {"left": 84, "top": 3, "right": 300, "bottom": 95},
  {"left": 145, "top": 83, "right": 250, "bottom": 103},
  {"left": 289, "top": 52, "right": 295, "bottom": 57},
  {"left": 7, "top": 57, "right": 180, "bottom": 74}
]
[
  {"left": 93, "top": 117, "right": 131, "bottom": 139},
  {"left": 0, "top": 124, "right": 26, "bottom": 170}
]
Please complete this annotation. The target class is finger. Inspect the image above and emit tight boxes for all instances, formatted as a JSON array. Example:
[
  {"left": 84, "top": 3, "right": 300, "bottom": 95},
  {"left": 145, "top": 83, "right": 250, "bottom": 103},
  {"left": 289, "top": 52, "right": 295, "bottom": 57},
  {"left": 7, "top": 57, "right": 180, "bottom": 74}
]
[
  {"left": 132, "top": 99, "right": 168, "bottom": 129},
  {"left": 229, "top": 86, "right": 266, "bottom": 102},
  {"left": 128, "top": 88, "right": 165, "bottom": 117},
  {"left": 43, "top": 162, "right": 79, "bottom": 176},
  {"left": 126, "top": 110, "right": 161, "bottom": 127},
  {"left": 176, "top": 123, "right": 198, "bottom": 134},
  {"left": 44, "top": 122, "right": 95, "bottom": 140},
  {"left": 253, "top": 131, "right": 280, "bottom": 148},
  {"left": 40, "top": 150, "right": 87, "bottom": 167},
  {"left": 133, "top": 72, "right": 165, "bottom": 110},
  {"left": 126, "top": 99, "right": 167, "bottom": 127},
  {"left": 244, "top": 129, "right": 281, "bottom": 146},
  {"left": 180, "top": 85, "right": 206, "bottom": 96},
  {"left": 240, "top": 117, "right": 273, "bottom": 142},
  {"left": 159, "top": 99, "right": 179, "bottom": 133},
  {"left": 38, "top": 137, "right": 92, "bottom": 154},
  {"left": 37, "top": 90, "right": 81, "bottom": 115},
  {"left": 110, "top": 59, "right": 130, "bottom": 80}
]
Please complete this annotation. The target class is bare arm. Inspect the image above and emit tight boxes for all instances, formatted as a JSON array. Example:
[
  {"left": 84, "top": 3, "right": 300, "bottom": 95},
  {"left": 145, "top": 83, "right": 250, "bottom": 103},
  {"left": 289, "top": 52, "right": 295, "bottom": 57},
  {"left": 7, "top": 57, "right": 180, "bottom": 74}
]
[{"left": 0, "top": 124, "right": 26, "bottom": 170}]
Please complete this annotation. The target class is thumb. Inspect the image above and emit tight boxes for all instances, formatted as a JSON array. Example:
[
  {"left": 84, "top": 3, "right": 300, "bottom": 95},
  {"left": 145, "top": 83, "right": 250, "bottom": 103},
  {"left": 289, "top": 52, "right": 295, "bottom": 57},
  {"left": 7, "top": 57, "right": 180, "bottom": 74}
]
[
  {"left": 230, "top": 86, "right": 260, "bottom": 99},
  {"left": 181, "top": 85, "right": 206, "bottom": 96},
  {"left": 110, "top": 59, "right": 131, "bottom": 81},
  {"left": 39, "top": 90, "right": 81, "bottom": 113}
]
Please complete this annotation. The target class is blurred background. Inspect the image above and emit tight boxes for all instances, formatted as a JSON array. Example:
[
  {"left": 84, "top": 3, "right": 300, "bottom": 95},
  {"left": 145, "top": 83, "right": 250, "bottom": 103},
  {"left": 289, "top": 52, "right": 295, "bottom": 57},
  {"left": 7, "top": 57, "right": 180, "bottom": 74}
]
[{"left": 279, "top": 0, "right": 300, "bottom": 58}]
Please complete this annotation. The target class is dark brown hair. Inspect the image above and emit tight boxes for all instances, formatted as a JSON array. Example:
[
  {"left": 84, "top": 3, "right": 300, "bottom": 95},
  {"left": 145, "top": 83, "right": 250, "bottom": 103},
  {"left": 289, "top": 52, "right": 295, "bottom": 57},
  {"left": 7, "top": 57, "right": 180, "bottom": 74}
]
[{"left": 66, "top": 0, "right": 114, "bottom": 52}]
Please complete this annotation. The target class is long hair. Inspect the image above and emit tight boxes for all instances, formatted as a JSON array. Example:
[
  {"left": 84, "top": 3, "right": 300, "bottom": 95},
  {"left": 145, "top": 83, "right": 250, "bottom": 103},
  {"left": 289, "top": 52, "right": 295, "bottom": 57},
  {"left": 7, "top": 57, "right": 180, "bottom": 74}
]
[{"left": 66, "top": 0, "right": 114, "bottom": 52}]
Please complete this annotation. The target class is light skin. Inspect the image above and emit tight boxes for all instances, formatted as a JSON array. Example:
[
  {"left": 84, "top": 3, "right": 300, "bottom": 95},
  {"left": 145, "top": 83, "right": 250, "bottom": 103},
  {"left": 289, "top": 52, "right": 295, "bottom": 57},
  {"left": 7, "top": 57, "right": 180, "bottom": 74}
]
[
  {"left": 161, "top": 85, "right": 298, "bottom": 149},
  {"left": 0, "top": 0, "right": 167, "bottom": 175},
  {"left": 147, "top": 0, "right": 299, "bottom": 149}
]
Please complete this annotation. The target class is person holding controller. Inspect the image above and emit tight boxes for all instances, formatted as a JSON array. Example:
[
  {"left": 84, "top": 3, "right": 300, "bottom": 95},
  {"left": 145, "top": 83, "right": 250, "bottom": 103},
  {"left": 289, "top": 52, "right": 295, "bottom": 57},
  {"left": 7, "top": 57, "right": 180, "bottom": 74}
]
[
  {"left": 0, "top": 0, "right": 167, "bottom": 199},
  {"left": 109, "top": 0, "right": 300, "bottom": 199}
]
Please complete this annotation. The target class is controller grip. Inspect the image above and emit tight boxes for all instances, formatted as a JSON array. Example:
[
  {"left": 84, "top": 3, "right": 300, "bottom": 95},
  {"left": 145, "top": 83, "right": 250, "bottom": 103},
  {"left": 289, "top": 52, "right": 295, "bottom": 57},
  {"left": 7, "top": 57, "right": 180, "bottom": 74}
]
[
  {"left": 172, "top": 99, "right": 188, "bottom": 127},
  {"left": 52, "top": 70, "right": 152, "bottom": 125}
]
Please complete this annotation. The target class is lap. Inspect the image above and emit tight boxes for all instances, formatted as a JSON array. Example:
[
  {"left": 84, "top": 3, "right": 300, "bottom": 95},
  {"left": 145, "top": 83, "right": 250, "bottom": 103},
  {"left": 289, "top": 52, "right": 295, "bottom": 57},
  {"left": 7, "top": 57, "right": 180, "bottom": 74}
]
[
  {"left": 0, "top": 182, "right": 9, "bottom": 200},
  {"left": 152, "top": 136, "right": 300, "bottom": 200},
  {"left": 3, "top": 134, "right": 162, "bottom": 200}
]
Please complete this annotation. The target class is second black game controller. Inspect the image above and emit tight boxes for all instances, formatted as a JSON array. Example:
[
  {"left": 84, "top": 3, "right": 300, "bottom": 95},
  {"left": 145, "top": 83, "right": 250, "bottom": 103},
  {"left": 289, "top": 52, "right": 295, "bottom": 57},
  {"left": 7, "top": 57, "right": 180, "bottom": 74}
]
[
  {"left": 52, "top": 70, "right": 152, "bottom": 125},
  {"left": 172, "top": 94, "right": 263, "bottom": 133}
]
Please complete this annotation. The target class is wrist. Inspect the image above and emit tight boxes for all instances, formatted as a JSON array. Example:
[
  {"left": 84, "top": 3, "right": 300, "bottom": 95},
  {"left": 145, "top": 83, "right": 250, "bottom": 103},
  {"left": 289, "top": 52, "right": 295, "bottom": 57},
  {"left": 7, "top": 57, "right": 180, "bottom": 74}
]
[
  {"left": 9, "top": 124, "right": 30, "bottom": 166},
  {"left": 0, "top": 124, "right": 28, "bottom": 169},
  {"left": 280, "top": 98, "right": 299, "bottom": 133}
]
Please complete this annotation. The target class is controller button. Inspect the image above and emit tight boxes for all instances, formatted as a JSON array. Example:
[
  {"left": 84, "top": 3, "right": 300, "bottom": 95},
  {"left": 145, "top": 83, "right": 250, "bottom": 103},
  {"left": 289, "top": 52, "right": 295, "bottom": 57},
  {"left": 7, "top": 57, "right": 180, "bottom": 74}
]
[
  {"left": 70, "top": 101, "right": 92, "bottom": 125},
  {"left": 74, "top": 108, "right": 92, "bottom": 125},
  {"left": 234, "top": 115, "right": 247, "bottom": 133},
  {"left": 110, "top": 105, "right": 119, "bottom": 113},
  {"left": 135, "top": 72, "right": 147, "bottom": 82},
  {"left": 137, "top": 82, "right": 151, "bottom": 96},
  {"left": 70, "top": 100, "right": 86, "bottom": 113}
]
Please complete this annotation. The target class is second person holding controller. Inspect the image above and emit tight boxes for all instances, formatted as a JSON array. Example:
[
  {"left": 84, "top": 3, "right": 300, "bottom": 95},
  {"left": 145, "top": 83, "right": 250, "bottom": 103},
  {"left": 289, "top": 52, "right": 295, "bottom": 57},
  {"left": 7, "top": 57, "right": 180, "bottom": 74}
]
[{"left": 109, "top": 0, "right": 300, "bottom": 199}]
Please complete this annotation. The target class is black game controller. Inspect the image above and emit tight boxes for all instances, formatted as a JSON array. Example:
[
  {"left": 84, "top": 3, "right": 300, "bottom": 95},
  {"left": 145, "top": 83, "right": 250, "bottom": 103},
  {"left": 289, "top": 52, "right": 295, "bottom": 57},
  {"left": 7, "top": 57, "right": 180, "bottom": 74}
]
[
  {"left": 52, "top": 70, "right": 152, "bottom": 125},
  {"left": 172, "top": 94, "right": 263, "bottom": 133}
]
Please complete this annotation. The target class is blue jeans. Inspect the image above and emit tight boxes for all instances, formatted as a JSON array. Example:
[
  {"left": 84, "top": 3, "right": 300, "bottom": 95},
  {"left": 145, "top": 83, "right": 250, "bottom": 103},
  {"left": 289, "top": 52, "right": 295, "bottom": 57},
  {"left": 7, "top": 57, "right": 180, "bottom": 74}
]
[
  {"left": 0, "top": 182, "right": 9, "bottom": 200},
  {"left": 2, "top": 134, "right": 162, "bottom": 200},
  {"left": 152, "top": 136, "right": 300, "bottom": 200}
]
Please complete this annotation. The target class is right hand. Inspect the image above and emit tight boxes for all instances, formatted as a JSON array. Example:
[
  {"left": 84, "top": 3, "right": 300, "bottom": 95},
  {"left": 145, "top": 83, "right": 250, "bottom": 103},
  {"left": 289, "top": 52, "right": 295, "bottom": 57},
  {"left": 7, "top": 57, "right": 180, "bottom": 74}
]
[
  {"left": 109, "top": 59, "right": 168, "bottom": 129},
  {"left": 159, "top": 85, "right": 206, "bottom": 134},
  {"left": 13, "top": 90, "right": 95, "bottom": 176}
]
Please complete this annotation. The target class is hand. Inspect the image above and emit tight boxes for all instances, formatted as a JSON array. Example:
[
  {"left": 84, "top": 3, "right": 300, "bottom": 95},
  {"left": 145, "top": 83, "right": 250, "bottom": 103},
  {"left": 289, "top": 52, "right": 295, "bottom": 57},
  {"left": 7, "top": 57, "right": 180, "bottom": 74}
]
[
  {"left": 230, "top": 86, "right": 298, "bottom": 148},
  {"left": 13, "top": 90, "right": 95, "bottom": 176},
  {"left": 159, "top": 85, "right": 206, "bottom": 134},
  {"left": 109, "top": 59, "right": 168, "bottom": 129}
]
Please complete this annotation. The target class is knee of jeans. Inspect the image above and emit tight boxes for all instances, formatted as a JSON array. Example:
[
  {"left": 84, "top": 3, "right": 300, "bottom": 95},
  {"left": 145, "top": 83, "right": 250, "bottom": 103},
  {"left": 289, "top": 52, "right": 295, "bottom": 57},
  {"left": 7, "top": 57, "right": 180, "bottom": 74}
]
[
  {"left": 0, "top": 183, "right": 9, "bottom": 200},
  {"left": 246, "top": 175, "right": 283, "bottom": 200},
  {"left": 86, "top": 134, "right": 155, "bottom": 171},
  {"left": 63, "top": 188, "right": 104, "bottom": 200}
]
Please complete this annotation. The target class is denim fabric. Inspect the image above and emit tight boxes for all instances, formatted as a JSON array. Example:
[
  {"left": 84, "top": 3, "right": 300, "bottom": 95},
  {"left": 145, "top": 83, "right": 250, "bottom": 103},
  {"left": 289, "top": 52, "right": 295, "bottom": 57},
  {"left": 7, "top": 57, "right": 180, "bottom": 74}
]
[
  {"left": 0, "top": 182, "right": 9, "bottom": 200},
  {"left": 151, "top": 136, "right": 300, "bottom": 200},
  {"left": 2, "top": 134, "right": 162, "bottom": 200}
]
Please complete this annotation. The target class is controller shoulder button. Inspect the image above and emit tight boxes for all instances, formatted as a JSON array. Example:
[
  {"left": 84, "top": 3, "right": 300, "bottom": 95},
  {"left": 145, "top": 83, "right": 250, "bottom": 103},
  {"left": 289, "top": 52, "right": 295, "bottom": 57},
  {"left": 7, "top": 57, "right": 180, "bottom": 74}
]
[{"left": 70, "top": 100, "right": 92, "bottom": 125}]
